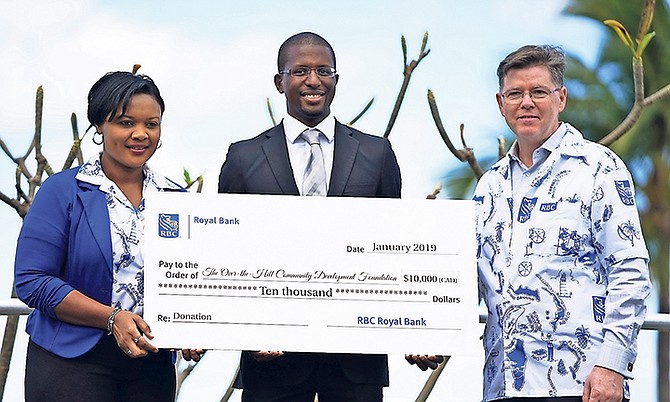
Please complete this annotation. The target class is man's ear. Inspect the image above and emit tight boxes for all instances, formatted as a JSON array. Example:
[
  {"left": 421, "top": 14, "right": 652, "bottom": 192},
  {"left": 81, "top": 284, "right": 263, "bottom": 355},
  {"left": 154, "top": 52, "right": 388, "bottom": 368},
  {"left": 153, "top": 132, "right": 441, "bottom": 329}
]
[
  {"left": 274, "top": 74, "right": 284, "bottom": 94},
  {"left": 557, "top": 86, "right": 567, "bottom": 113},
  {"left": 495, "top": 93, "right": 505, "bottom": 116}
]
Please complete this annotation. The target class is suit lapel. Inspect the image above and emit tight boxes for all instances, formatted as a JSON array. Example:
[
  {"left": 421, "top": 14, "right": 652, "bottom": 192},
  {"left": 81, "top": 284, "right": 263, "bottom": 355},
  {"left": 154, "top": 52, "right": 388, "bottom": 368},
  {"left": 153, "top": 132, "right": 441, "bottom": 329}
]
[
  {"left": 262, "top": 123, "right": 300, "bottom": 195},
  {"left": 329, "top": 121, "right": 359, "bottom": 196},
  {"left": 77, "top": 184, "right": 113, "bottom": 274}
]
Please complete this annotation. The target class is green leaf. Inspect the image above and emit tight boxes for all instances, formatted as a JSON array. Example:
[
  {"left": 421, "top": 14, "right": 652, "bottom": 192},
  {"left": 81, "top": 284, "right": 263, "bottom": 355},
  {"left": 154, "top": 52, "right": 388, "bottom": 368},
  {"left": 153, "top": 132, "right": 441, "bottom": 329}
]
[
  {"left": 183, "top": 168, "right": 192, "bottom": 184},
  {"left": 635, "top": 31, "right": 656, "bottom": 58}
]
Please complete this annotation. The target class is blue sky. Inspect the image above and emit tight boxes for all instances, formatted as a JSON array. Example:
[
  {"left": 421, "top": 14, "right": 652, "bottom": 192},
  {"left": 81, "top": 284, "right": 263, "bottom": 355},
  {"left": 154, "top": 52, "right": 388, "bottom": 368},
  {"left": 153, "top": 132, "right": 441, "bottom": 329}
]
[{"left": 0, "top": 1, "right": 660, "bottom": 400}]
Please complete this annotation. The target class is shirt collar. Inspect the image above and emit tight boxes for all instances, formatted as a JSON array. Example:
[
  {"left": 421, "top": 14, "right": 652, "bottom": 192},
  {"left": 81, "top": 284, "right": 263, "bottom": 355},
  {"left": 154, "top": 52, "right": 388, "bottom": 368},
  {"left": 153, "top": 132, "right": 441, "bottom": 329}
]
[
  {"left": 539, "top": 122, "right": 568, "bottom": 153},
  {"left": 283, "top": 115, "right": 336, "bottom": 144},
  {"left": 508, "top": 122, "right": 568, "bottom": 163},
  {"left": 75, "top": 153, "right": 181, "bottom": 192}
]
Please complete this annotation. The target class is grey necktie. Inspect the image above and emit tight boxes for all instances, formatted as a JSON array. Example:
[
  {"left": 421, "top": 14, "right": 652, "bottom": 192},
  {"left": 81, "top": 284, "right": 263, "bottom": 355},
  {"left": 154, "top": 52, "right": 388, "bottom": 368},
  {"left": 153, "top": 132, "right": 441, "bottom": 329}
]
[{"left": 301, "top": 128, "right": 327, "bottom": 196}]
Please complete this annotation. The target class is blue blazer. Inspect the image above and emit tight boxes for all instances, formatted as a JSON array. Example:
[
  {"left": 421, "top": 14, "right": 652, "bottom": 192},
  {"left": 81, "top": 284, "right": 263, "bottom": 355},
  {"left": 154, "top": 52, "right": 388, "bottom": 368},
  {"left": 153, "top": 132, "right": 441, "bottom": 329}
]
[{"left": 14, "top": 167, "right": 181, "bottom": 358}]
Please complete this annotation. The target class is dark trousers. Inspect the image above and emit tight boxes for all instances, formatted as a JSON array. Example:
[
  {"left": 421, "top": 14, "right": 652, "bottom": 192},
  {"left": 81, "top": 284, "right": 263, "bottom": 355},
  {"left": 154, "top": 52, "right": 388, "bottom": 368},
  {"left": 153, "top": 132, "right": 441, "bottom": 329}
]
[
  {"left": 242, "top": 355, "right": 383, "bottom": 402},
  {"left": 25, "top": 336, "right": 176, "bottom": 402}
]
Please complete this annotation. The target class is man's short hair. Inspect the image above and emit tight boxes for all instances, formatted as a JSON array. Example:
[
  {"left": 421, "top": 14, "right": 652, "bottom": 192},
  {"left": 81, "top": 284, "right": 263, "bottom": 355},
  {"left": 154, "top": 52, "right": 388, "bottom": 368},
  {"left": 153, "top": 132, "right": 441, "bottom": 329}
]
[
  {"left": 496, "top": 45, "right": 566, "bottom": 90},
  {"left": 277, "top": 32, "right": 336, "bottom": 72}
]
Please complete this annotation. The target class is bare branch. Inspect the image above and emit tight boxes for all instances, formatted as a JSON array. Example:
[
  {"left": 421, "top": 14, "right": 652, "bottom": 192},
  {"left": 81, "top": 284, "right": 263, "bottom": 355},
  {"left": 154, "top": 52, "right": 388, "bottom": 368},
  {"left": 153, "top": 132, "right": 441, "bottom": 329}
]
[
  {"left": 600, "top": 2, "right": 670, "bottom": 147},
  {"left": 217, "top": 364, "right": 240, "bottom": 402},
  {"left": 0, "top": 138, "right": 16, "bottom": 160},
  {"left": 637, "top": 0, "right": 655, "bottom": 42},
  {"left": 30, "top": 154, "right": 49, "bottom": 199},
  {"left": 458, "top": 124, "right": 484, "bottom": 178},
  {"left": 383, "top": 32, "right": 430, "bottom": 138},
  {"left": 0, "top": 191, "right": 22, "bottom": 215},
  {"left": 415, "top": 356, "right": 450, "bottom": 401},
  {"left": 0, "top": 315, "right": 20, "bottom": 399},
  {"left": 73, "top": 113, "right": 84, "bottom": 165},
  {"left": 266, "top": 98, "right": 277, "bottom": 126},
  {"left": 185, "top": 175, "right": 204, "bottom": 193},
  {"left": 643, "top": 82, "right": 670, "bottom": 105},
  {"left": 8, "top": 173, "right": 30, "bottom": 218},
  {"left": 599, "top": 58, "right": 645, "bottom": 146},
  {"left": 427, "top": 90, "right": 483, "bottom": 179},
  {"left": 427, "top": 90, "right": 463, "bottom": 161},
  {"left": 498, "top": 137, "right": 506, "bottom": 160},
  {"left": 426, "top": 182, "right": 442, "bottom": 199},
  {"left": 16, "top": 158, "right": 33, "bottom": 182},
  {"left": 63, "top": 113, "right": 85, "bottom": 171},
  {"left": 347, "top": 98, "right": 374, "bottom": 126},
  {"left": 34, "top": 86, "right": 44, "bottom": 156},
  {"left": 62, "top": 140, "right": 82, "bottom": 171},
  {"left": 462, "top": 148, "right": 484, "bottom": 179},
  {"left": 21, "top": 87, "right": 42, "bottom": 160},
  {"left": 459, "top": 124, "right": 466, "bottom": 148}
]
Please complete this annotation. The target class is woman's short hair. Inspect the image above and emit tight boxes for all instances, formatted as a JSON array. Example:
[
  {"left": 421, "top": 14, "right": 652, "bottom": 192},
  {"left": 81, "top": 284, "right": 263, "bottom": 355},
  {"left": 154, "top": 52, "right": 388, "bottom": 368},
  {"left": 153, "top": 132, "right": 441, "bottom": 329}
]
[{"left": 87, "top": 71, "right": 165, "bottom": 129}]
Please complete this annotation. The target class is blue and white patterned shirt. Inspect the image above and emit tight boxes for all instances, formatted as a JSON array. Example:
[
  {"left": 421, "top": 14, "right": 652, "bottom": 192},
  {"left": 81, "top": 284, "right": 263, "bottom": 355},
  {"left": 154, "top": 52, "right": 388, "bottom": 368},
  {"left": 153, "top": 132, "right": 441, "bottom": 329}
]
[
  {"left": 473, "top": 123, "right": 651, "bottom": 401},
  {"left": 76, "top": 155, "right": 181, "bottom": 316}
]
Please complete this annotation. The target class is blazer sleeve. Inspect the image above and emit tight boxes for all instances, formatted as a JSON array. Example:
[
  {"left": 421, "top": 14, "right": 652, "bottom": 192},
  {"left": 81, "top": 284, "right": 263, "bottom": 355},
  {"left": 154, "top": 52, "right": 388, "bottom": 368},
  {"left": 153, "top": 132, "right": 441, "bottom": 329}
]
[
  {"left": 379, "top": 138, "right": 401, "bottom": 198},
  {"left": 218, "top": 142, "right": 245, "bottom": 193},
  {"left": 14, "top": 173, "right": 76, "bottom": 319}
]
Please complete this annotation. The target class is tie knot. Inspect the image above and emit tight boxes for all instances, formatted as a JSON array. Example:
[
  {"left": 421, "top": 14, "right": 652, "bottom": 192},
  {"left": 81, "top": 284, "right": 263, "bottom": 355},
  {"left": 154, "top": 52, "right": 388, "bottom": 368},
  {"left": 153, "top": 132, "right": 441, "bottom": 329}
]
[{"left": 301, "top": 129, "right": 321, "bottom": 145}]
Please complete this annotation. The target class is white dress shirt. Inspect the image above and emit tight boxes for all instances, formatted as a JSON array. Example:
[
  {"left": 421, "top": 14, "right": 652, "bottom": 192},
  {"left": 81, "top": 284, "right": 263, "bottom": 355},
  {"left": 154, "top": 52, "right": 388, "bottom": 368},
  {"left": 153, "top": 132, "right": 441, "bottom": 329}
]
[
  {"left": 76, "top": 154, "right": 182, "bottom": 315},
  {"left": 283, "top": 115, "right": 336, "bottom": 195}
]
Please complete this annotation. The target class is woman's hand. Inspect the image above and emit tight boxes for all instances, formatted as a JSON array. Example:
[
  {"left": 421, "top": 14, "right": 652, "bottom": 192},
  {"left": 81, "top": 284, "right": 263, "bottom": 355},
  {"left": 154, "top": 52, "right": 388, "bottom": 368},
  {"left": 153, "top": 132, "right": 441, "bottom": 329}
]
[
  {"left": 52, "top": 291, "right": 160, "bottom": 359},
  {"left": 112, "top": 310, "right": 159, "bottom": 358}
]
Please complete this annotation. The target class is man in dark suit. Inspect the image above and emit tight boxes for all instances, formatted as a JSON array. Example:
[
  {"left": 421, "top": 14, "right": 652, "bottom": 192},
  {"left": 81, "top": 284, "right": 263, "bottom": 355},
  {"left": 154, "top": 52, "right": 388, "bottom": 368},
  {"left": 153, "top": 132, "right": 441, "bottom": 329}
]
[{"left": 218, "top": 32, "right": 401, "bottom": 402}]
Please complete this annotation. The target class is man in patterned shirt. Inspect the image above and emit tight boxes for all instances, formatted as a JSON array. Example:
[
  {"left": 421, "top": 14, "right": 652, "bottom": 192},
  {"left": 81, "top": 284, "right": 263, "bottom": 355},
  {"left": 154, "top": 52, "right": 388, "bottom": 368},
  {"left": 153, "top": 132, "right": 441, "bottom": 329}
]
[{"left": 473, "top": 45, "right": 652, "bottom": 402}]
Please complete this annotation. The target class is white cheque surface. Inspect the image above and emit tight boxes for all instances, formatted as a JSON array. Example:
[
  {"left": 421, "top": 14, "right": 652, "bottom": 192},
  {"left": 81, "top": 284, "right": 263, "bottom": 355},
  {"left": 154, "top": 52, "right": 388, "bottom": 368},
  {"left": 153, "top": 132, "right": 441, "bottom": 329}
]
[{"left": 144, "top": 192, "right": 480, "bottom": 355}]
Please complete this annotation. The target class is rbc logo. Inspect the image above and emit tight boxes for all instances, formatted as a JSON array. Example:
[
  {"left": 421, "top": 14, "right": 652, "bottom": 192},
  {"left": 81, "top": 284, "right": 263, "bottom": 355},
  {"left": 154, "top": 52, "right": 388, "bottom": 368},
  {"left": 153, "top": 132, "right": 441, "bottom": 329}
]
[
  {"left": 614, "top": 180, "right": 635, "bottom": 206},
  {"left": 158, "top": 214, "right": 179, "bottom": 238}
]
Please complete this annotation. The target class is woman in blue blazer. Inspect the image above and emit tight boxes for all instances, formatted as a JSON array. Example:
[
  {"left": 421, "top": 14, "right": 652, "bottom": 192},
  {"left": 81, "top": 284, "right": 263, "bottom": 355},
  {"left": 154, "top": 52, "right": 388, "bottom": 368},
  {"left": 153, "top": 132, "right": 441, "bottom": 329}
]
[{"left": 14, "top": 71, "right": 191, "bottom": 402}]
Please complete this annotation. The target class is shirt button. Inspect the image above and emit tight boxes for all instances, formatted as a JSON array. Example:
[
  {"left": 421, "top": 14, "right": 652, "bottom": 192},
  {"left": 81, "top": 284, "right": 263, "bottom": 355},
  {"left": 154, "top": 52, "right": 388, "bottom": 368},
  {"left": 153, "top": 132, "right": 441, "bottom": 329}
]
[{"left": 627, "top": 362, "right": 634, "bottom": 372}]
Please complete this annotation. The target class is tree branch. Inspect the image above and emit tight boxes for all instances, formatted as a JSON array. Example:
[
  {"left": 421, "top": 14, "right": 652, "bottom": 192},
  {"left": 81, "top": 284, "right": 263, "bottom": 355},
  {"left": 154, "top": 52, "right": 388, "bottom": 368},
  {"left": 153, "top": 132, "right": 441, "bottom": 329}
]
[
  {"left": 0, "top": 191, "right": 22, "bottom": 216},
  {"left": 347, "top": 98, "right": 374, "bottom": 126},
  {"left": 415, "top": 356, "right": 450, "bottom": 402},
  {"left": 599, "top": 57, "right": 645, "bottom": 146},
  {"left": 0, "top": 138, "right": 15, "bottom": 160},
  {"left": 427, "top": 90, "right": 463, "bottom": 161},
  {"left": 383, "top": 32, "right": 430, "bottom": 138},
  {"left": 643, "top": 82, "right": 670, "bottom": 105},
  {"left": 61, "top": 112, "right": 85, "bottom": 170},
  {"left": 427, "top": 90, "right": 484, "bottom": 179},
  {"left": 266, "top": 98, "right": 277, "bottom": 127},
  {"left": 426, "top": 182, "right": 442, "bottom": 199}
]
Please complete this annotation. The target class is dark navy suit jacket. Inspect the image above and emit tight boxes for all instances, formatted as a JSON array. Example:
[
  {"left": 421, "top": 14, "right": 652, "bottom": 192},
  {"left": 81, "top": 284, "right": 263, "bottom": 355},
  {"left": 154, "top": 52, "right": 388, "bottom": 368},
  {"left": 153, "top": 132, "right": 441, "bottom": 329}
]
[{"left": 218, "top": 120, "right": 401, "bottom": 387}]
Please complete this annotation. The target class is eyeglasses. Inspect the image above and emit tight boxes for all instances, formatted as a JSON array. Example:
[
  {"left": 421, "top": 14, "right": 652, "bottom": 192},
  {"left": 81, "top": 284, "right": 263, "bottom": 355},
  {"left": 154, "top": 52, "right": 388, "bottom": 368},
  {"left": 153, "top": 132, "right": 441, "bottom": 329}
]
[
  {"left": 500, "top": 87, "right": 561, "bottom": 103},
  {"left": 279, "top": 67, "right": 337, "bottom": 78}
]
